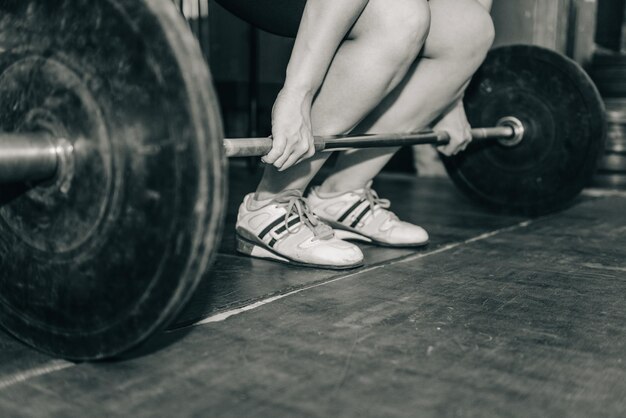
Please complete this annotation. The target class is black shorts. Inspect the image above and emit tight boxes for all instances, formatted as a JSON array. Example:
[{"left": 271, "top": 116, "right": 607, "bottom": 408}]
[
  {"left": 215, "top": 0, "right": 431, "bottom": 38},
  {"left": 215, "top": 0, "right": 306, "bottom": 38}
]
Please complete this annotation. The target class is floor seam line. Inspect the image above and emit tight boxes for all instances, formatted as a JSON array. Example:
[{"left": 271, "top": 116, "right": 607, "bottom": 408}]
[
  {"left": 0, "top": 360, "right": 75, "bottom": 392},
  {"left": 191, "top": 219, "right": 535, "bottom": 327}
]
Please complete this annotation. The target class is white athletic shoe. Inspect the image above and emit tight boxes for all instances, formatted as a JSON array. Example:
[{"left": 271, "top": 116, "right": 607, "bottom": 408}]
[
  {"left": 236, "top": 190, "right": 364, "bottom": 269},
  {"left": 307, "top": 182, "right": 429, "bottom": 247}
]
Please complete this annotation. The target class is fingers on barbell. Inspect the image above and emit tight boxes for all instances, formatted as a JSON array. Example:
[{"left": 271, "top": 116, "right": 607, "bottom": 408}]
[
  {"left": 438, "top": 146, "right": 454, "bottom": 157},
  {"left": 277, "top": 142, "right": 312, "bottom": 171},
  {"left": 294, "top": 148, "right": 316, "bottom": 166},
  {"left": 437, "top": 142, "right": 458, "bottom": 157},
  {"left": 273, "top": 140, "right": 299, "bottom": 169},
  {"left": 455, "top": 130, "right": 474, "bottom": 155},
  {"left": 438, "top": 143, "right": 465, "bottom": 156},
  {"left": 438, "top": 130, "right": 473, "bottom": 156},
  {"left": 279, "top": 152, "right": 303, "bottom": 172},
  {"left": 261, "top": 135, "right": 287, "bottom": 165}
]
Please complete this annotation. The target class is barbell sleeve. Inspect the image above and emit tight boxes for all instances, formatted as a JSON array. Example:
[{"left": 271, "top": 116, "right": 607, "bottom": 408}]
[
  {"left": 223, "top": 125, "right": 516, "bottom": 158},
  {"left": 0, "top": 132, "right": 59, "bottom": 183}
]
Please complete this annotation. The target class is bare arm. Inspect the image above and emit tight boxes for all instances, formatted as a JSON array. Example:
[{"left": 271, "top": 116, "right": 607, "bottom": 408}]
[
  {"left": 263, "top": 0, "right": 370, "bottom": 170},
  {"left": 285, "top": 0, "right": 369, "bottom": 95}
]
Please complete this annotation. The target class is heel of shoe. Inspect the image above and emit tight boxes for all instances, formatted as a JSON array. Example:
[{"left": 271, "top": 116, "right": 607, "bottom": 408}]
[
  {"left": 236, "top": 235, "right": 289, "bottom": 263},
  {"left": 235, "top": 234, "right": 256, "bottom": 256}
]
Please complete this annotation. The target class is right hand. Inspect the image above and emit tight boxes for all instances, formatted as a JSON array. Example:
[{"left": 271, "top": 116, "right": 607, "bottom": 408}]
[
  {"left": 434, "top": 100, "right": 473, "bottom": 157},
  {"left": 262, "top": 87, "right": 316, "bottom": 171}
]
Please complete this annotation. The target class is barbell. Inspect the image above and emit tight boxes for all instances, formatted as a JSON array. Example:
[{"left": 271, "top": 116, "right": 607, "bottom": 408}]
[{"left": 0, "top": 0, "right": 606, "bottom": 360}]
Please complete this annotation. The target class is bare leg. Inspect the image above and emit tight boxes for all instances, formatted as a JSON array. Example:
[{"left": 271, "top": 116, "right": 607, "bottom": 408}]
[
  {"left": 319, "top": 0, "right": 495, "bottom": 194},
  {"left": 255, "top": 0, "right": 431, "bottom": 200}
]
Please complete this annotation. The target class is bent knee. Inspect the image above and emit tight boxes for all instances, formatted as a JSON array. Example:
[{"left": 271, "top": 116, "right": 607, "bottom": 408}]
[
  {"left": 357, "top": 0, "right": 431, "bottom": 64},
  {"left": 466, "top": 7, "right": 495, "bottom": 56},
  {"left": 457, "top": 7, "right": 494, "bottom": 58},
  {"left": 427, "top": 1, "right": 494, "bottom": 61}
]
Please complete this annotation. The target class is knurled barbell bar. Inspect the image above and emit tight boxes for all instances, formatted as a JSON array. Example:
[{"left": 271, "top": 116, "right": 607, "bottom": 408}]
[
  {"left": 0, "top": 0, "right": 606, "bottom": 361},
  {"left": 221, "top": 122, "right": 521, "bottom": 157}
]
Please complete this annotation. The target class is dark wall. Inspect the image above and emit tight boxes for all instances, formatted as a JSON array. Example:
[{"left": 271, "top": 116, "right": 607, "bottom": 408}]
[
  {"left": 176, "top": 0, "right": 293, "bottom": 137},
  {"left": 595, "top": 0, "right": 626, "bottom": 51},
  {"left": 207, "top": 1, "right": 293, "bottom": 137}
]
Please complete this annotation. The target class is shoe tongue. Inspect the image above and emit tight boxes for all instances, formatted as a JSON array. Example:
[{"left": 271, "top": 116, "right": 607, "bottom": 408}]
[{"left": 313, "top": 223, "right": 335, "bottom": 240}]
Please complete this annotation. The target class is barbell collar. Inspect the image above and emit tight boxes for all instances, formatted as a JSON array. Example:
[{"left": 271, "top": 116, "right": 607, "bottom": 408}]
[{"left": 223, "top": 125, "right": 516, "bottom": 158}]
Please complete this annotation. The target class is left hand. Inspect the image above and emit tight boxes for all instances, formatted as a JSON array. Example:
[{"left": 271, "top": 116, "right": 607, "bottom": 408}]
[
  {"left": 262, "top": 87, "right": 315, "bottom": 171},
  {"left": 434, "top": 101, "right": 473, "bottom": 156}
]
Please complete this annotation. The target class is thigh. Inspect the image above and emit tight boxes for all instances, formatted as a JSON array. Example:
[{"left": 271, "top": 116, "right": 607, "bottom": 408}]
[
  {"left": 352, "top": 0, "right": 493, "bottom": 134},
  {"left": 422, "top": 0, "right": 494, "bottom": 59}
]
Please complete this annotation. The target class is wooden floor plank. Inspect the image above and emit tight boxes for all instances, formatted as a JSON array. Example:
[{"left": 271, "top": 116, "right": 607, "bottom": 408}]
[
  {"left": 0, "top": 196, "right": 623, "bottom": 417},
  {"left": 0, "top": 167, "right": 527, "bottom": 385}
]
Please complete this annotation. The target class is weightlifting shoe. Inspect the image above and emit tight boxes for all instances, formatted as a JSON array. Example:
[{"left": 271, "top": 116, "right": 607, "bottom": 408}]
[
  {"left": 307, "top": 182, "right": 429, "bottom": 247},
  {"left": 236, "top": 190, "right": 364, "bottom": 269}
]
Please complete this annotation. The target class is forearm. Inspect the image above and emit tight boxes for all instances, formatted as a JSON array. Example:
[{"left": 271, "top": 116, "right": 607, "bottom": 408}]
[{"left": 283, "top": 0, "right": 369, "bottom": 97}]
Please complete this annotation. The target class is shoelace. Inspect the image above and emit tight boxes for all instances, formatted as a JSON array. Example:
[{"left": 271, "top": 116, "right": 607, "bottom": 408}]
[
  {"left": 274, "top": 190, "right": 334, "bottom": 240},
  {"left": 361, "top": 182, "right": 398, "bottom": 221}
]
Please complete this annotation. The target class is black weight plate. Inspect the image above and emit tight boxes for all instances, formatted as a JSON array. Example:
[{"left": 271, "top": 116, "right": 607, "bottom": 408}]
[
  {"left": 0, "top": 0, "right": 225, "bottom": 360},
  {"left": 442, "top": 45, "right": 606, "bottom": 216}
]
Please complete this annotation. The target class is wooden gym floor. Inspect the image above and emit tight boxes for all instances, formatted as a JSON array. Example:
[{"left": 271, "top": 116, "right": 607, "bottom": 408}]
[{"left": 1, "top": 162, "right": 625, "bottom": 417}]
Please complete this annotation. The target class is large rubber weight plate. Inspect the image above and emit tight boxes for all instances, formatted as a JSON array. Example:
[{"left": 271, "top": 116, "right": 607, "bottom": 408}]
[
  {"left": 0, "top": 0, "right": 225, "bottom": 360},
  {"left": 443, "top": 45, "right": 606, "bottom": 216}
]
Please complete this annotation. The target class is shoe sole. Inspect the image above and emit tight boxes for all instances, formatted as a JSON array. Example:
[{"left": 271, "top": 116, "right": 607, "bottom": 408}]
[
  {"left": 331, "top": 224, "right": 430, "bottom": 248},
  {"left": 235, "top": 234, "right": 364, "bottom": 270}
]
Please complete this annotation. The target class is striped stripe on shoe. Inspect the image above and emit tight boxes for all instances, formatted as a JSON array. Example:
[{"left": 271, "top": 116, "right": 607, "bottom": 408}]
[
  {"left": 336, "top": 199, "right": 374, "bottom": 229},
  {"left": 257, "top": 215, "right": 301, "bottom": 248}
]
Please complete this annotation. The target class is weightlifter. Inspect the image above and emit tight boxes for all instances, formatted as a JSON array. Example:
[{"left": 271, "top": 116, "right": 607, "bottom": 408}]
[{"left": 229, "top": 0, "right": 495, "bottom": 268}]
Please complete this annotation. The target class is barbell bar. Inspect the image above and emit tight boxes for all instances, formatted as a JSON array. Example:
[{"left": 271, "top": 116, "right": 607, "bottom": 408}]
[
  {"left": 0, "top": 0, "right": 606, "bottom": 361},
  {"left": 0, "top": 122, "right": 520, "bottom": 184},
  {"left": 222, "top": 123, "right": 519, "bottom": 157}
]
